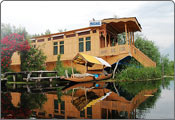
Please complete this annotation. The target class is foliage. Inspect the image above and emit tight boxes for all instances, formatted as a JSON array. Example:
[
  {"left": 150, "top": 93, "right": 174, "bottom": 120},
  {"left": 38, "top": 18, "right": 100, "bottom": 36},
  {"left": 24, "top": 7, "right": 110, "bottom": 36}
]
[
  {"left": 117, "top": 33, "right": 126, "bottom": 45},
  {"left": 1, "top": 33, "right": 30, "bottom": 73},
  {"left": 137, "top": 88, "right": 161, "bottom": 112},
  {"left": 58, "top": 29, "right": 67, "bottom": 33},
  {"left": 20, "top": 47, "right": 47, "bottom": 71},
  {"left": 54, "top": 55, "right": 79, "bottom": 76},
  {"left": 133, "top": 34, "right": 161, "bottom": 65},
  {"left": 45, "top": 29, "right": 51, "bottom": 35},
  {"left": 56, "top": 88, "right": 63, "bottom": 104},
  {"left": 1, "top": 23, "right": 30, "bottom": 40},
  {"left": 1, "top": 92, "right": 32, "bottom": 119},
  {"left": 115, "top": 66, "right": 161, "bottom": 81},
  {"left": 159, "top": 55, "right": 174, "bottom": 76},
  {"left": 19, "top": 93, "right": 47, "bottom": 110},
  {"left": 115, "top": 79, "right": 162, "bottom": 100}
]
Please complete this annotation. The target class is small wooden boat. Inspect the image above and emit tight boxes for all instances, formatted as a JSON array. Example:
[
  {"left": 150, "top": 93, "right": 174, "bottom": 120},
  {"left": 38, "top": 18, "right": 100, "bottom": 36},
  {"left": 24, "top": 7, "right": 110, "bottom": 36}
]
[
  {"left": 63, "top": 73, "right": 112, "bottom": 82},
  {"left": 61, "top": 53, "right": 112, "bottom": 82}
]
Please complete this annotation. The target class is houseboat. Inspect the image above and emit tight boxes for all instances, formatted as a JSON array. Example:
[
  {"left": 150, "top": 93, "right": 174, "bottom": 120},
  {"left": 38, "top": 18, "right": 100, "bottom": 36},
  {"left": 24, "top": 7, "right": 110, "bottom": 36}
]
[{"left": 10, "top": 17, "right": 156, "bottom": 73}]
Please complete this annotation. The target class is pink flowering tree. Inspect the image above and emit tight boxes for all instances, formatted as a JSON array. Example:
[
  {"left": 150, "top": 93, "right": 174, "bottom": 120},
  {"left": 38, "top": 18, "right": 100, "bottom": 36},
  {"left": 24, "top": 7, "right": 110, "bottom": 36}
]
[{"left": 1, "top": 33, "right": 30, "bottom": 73}]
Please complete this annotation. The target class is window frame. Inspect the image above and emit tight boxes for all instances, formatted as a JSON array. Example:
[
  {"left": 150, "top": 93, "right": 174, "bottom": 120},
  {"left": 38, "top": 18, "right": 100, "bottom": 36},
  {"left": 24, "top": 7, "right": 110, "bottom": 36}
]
[
  {"left": 86, "top": 37, "right": 91, "bottom": 51},
  {"left": 79, "top": 38, "right": 84, "bottom": 52},
  {"left": 53, "top": 42, "right": 58, "bottom": 55}
]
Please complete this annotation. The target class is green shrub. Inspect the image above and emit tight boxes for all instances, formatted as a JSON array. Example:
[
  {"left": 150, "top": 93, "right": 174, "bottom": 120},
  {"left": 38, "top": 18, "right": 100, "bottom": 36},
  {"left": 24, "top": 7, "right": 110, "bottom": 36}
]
[
  {"left": 115, "top": 66, "right": 161, "bottom": 81},
  {"left": 54, "top": 55, "right": 79, "bottom": 76}
]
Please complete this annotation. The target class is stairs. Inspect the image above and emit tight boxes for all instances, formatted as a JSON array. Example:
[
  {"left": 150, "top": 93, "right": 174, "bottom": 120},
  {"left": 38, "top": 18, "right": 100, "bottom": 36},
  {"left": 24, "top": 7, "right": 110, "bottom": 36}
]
[{"left": 131, "top": 45, "right": 156, "bottom": 67}]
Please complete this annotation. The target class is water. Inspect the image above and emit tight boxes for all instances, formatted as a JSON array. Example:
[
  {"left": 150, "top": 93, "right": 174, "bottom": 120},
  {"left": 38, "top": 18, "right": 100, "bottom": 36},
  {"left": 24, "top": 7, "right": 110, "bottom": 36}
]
[{"left": 1, "top": 78, "right": 174, "bottom": 119}]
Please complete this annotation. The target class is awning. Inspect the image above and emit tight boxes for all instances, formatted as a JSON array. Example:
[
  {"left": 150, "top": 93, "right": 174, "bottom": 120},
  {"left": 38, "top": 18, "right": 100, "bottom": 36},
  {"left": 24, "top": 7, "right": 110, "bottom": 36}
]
[
  {"left": 73, "top": 53, "right": 111, "bottom": 67},
  {"left": 82, "top": 91, "right": 112, "bottom": 111}
]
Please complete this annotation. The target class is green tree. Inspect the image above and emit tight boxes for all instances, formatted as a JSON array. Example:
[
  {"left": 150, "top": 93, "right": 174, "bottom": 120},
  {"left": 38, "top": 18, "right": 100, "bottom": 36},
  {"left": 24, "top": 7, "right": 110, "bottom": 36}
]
[
  {"left": 54, "top": 55, "right": 65, "bottom": 76},
  {"left": 160, "top": 54, "right": 174, "bottom": 76},
  {"left": 20, "top": 47, "right": 47, "bottom": 71},
  {"left": 19, "top": 93, "right": 47, "bottom": 109},
  {"left": 45, "top": 29, "right": 51, "bottom": 35},
  {"left": 1, "top": 23, "right": 31, "bottom": 40},
  {"left": 58, "top": 29, "right": 67, "bottom": 33},
  {"left": 131, "top": 34, "right": 161, "bottom": 65},
  {"left": 54, "top": 55, "right": 79, "bottom": 76}
]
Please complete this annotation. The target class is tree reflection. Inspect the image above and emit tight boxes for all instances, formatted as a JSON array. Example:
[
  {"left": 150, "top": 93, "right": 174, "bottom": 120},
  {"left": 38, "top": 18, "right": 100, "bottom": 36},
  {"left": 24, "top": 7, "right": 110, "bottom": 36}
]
[
  {"left": 1, "top": 92, "right": 47, "bottom": 119},
  {"left": 2, "top": 92, "right": 32, "bottom": 119},
  {"left": 19, "top": 93, "right": 47, "bottom": 109}
]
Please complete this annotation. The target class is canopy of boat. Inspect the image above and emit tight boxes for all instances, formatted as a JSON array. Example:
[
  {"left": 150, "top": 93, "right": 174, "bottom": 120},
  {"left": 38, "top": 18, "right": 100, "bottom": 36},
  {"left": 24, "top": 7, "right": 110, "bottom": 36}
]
[{"left": 73, "top": 53, "right": 111, "bottom": 67}]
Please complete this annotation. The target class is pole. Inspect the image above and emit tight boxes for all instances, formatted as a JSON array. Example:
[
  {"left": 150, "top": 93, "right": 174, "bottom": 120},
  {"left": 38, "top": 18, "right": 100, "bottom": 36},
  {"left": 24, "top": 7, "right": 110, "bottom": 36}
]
[{"left": 71, "top": 61, "right": 74, "bottom": 78}]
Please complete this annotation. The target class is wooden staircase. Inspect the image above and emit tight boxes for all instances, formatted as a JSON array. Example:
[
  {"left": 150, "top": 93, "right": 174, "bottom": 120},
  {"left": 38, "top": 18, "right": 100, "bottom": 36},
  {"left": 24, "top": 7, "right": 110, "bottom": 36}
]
[{"left": 131, "top": 45, "right": 156, "bottom": 67}]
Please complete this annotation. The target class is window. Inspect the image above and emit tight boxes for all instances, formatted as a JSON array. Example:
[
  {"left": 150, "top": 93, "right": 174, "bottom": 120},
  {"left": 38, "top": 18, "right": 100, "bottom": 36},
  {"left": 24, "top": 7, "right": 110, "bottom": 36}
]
[
  {"left": 48, "top": 37, "right": 51, "bottom": 41},
  {"left": 79, "top": 38, "right": 84, "bottom": 52},
  {"left": 80, "top": 110, "right": 85, "bottom": 117},
  {"left": 49, "top": 114, "right": 52, "bottom": 118},
  {"left": 66, "top": 34, "right": 76, "bottom": 38},
  {"left": 87, "top": 107, "right": 92, "bottom": 118},
  {"left": 78, "top": 31, "right": 90, "bottom": 36},
  {"left": 86, "top": 37, "right": 91, "bottom": 51},
  {"left": 60, "top": 41, "right": 64, "bottom": 54},
  {"left": 53, "top": 36, "right": 64, "bottom": 40},
  {"left": 61, "top": 101, "right": 65, "bottom": 114},
  {"left": 53, "top": 42, "right": 58, "bottom": 55},
  {"left": 31, "top": 40, "right": 36, "bottom": 43},
  {"left": 38, "top": 112, "right": 45, "bottom": 116},
  {"left": 32, "top": 45, "right": 36, "bottom": 48},
  {"left": 93, "top": 30, "right": 96, "bottom": 33},
  {"left": 37, "top": 39, "right": 44, "bottom": 42}
]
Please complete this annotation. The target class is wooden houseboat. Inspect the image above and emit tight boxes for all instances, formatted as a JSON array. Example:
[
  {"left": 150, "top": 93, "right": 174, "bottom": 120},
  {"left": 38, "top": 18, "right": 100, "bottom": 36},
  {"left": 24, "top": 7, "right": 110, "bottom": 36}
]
[{"left": 10, "top": 17, "right": 156, "bottom": 73}]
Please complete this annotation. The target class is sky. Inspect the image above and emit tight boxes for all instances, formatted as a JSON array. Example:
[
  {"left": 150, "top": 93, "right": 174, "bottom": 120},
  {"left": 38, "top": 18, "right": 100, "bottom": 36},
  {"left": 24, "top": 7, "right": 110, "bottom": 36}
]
[{"left": 1, "top": 1, "right": 174, "bottom": 60}]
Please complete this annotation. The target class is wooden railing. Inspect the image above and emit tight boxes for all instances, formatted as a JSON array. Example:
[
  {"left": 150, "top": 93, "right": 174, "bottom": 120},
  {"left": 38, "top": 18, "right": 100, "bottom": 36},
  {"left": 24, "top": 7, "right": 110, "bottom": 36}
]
[
  {"left": 99, "top": 44, "right": 156, "bottom": 67},
  {"left": 131, "top": 45, "right": 156, "bottom": 67},
  {"left": 99, "top": 44, "right": 130, "bottom": 57}
]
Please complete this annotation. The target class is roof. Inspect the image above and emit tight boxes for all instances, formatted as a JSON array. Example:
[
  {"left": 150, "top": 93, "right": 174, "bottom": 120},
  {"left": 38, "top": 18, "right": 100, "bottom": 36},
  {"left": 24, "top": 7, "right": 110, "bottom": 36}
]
[
  {"left": 73, "top": 53, "right": 111, "bottom": 67},
  {"left": 32, "top": 17, "right": 141, "bottom": 39},
  {"left": 102, "top": 17, "right": 142, "bottom": 33},
  {"left": 33, "top": 26, "right": 99, "bottom": 39}
]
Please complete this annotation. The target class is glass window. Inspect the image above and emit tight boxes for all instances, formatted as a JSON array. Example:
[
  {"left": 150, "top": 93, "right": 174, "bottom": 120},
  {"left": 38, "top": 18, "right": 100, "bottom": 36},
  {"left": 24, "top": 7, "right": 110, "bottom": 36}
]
[
  {"left": 86, "top": 37, "right": 91, "bottom": 51},
  {"left": 60, "top": 41, "right": 64, "bottom": 54},
  {"left": 53, "top": 42, "right": 58, "bottom": 55},
  {"left": 61, "top": 101, "right": 65, "bottom": 114},
  {"left": 48, "top": 37, "right": 51, "bottom": 41},
  {"left": 54, "top": 99, "right": 58, "bottom": 109},
  {"left": 79, "top": 38, "right": 84, "bottom": 52},
  {"left": 87, "top": 107, "right": 92, "bottom": 118},
  {"left": 80, "top": 110, "right": 85, "bottom": 117}
]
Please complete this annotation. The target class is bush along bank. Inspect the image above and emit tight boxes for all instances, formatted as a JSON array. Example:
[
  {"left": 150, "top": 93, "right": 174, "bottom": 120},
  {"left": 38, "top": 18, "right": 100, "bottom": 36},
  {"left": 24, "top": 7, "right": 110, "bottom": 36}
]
[{"left": 115, "top": 66, "right": 161, "bottom": 81}]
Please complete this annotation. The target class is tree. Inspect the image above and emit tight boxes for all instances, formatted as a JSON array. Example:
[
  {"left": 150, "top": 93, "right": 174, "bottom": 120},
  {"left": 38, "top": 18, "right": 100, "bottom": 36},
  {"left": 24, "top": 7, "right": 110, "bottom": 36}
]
[
  {"left": 160, "top": 54, "right": 174, "bottom": 76},
  {"left": 58, "top": 29, "right": 67, "bottom": 33},
  {"left": 54, "top": 55, "right": 65, "bottom": 76},
  {"left": 45, "top": 29, "right": 51, "bottom": 35},
  {"left": 1, "top": 23, "right": 31, "bottom": 40},
  {"left": 20, "top": 47, "right": 47, "bottom": 71},
  {"left": 1, "top": 33, "right": 30, "bottom": 73},
  {"left": 132, "top": 34, "right": 161, "bottom": 65}
]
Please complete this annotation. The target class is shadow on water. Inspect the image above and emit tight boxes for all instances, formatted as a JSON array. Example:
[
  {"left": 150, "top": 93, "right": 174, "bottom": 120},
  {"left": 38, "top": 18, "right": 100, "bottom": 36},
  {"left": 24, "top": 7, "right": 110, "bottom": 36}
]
[{"left": 1, "top": 77, "right": 173, "bottom": 119}]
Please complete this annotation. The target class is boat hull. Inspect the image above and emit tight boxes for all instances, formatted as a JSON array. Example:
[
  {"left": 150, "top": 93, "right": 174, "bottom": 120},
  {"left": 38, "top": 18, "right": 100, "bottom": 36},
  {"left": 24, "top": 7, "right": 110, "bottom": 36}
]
[{"left": 62, "top": 74, "right": 112, "bottom": 82}]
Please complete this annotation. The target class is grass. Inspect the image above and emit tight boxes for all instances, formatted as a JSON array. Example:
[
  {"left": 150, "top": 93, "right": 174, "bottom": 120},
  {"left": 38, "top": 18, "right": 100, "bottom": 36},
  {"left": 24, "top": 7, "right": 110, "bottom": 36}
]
[{"left": 115, "top": 66, "right": 161, "bottom": 81}]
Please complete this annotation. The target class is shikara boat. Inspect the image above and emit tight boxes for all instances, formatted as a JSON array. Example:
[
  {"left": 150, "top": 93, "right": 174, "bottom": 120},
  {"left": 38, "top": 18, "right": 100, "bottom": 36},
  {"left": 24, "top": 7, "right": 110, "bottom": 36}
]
[{"left": 61, "top": 53, "right": 112, "bottom": 82}]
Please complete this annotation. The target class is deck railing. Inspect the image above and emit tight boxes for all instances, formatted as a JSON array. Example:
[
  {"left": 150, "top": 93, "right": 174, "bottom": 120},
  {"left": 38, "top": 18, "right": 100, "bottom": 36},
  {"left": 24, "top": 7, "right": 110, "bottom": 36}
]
[
  {"left": 99, "top": 44, "right": 130, "bottom": 57},
  {"left": 131, "top": 45, "right": 156, "bottom": 67}
]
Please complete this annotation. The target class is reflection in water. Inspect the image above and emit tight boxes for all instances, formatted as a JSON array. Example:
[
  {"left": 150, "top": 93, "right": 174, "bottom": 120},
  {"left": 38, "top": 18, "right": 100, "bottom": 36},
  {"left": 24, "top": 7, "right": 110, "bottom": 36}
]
[{"left": 1, "top": 78, "right": 173, "bottom": 119}]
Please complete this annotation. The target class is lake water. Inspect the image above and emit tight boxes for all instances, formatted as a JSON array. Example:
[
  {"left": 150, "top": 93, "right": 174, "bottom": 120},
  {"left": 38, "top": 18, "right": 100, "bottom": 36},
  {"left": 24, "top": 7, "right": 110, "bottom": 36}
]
[{"left": 1, "top": 78, "right": 174, "bottom": 119}]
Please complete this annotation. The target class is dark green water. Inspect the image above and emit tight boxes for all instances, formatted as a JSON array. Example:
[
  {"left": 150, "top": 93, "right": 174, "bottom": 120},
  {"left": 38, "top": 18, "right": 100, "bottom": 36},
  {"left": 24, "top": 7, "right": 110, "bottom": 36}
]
[{"left": 1, "top": 78, "right": 174, "bottom": 119}]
